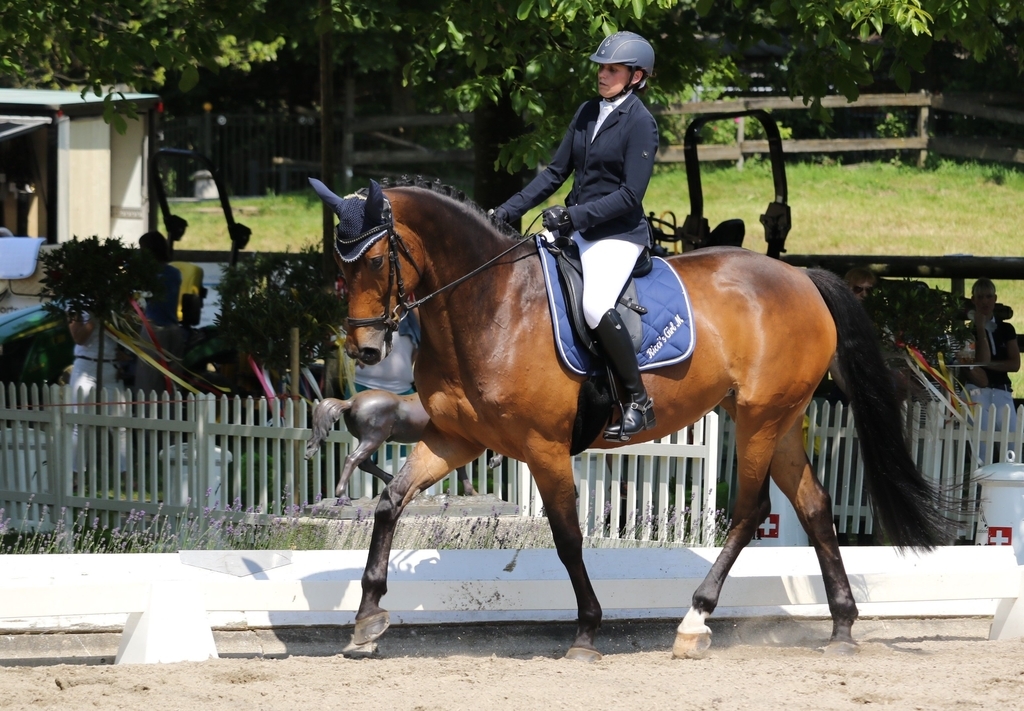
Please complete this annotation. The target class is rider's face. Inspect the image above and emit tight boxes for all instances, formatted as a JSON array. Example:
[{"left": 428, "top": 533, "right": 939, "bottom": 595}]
[{"left": 597, "top": 63, "right": 641, "bottom": 99}]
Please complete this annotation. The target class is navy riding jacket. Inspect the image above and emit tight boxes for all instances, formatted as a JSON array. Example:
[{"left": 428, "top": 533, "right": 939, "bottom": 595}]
[{"left": 499, "top": 93, "right": 659, "bottom": 246}]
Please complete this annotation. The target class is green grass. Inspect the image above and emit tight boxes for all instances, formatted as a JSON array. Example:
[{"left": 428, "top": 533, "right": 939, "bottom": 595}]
[
  {"left": 166, "top": 159, "right": 1024, "bottom": 392},
  {"left": 165, "top": 191, "right": 326, "bottom": 254}
]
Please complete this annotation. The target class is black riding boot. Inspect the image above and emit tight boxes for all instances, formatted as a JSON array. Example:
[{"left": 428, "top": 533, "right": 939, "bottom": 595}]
[{"left": 595, "top": 309, "right": 656, "bottom": 441}]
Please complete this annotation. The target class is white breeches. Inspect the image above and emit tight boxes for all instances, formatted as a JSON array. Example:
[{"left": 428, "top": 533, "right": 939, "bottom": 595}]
[{"left": 572, "top": 231, "right": 645, "bottom": 330}]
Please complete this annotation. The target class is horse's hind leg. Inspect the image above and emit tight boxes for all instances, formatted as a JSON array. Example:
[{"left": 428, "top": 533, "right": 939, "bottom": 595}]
[
  {"left": 346, "top": 429, "right": 483, "bottom": 656},
  {"left": 770, "top": 421, "right": 859, "bottom": 654},
  {"left": 674, "top": 415, "right": 778, "bottom": 659}
]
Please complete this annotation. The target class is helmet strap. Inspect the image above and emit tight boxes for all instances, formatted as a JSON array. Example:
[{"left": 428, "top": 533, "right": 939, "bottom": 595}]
[{"left": 608, "top": 69, "right": 645, "bottom": 99}]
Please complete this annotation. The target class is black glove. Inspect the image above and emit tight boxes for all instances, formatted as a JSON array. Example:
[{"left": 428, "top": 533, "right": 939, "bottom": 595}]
[
  {"left": 488, "top": 206, "right": 510, "bottom": 224},
  {"left": 542, "top": 206, "right": 573, "bottom": 237}
]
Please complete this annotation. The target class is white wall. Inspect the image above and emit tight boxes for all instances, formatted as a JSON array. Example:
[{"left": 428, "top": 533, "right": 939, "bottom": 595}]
[
  {"left": 109, "top": 114, "right": 148, "bottom": 244},
  {"left": 67, "top": 117, "right": 111, "bottom": 240}
]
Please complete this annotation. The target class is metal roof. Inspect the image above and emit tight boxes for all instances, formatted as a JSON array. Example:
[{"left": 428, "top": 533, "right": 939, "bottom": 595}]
[
  {"left": 0, "top": 115, "right": 51, "bottom": 143},
  {"left": 0, "top": 89, "right": 160, "bottom": 113}
]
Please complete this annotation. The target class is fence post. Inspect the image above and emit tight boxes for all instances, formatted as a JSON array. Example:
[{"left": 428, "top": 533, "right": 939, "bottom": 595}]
[
  {"left": 702, "top": 411, "right": 720, "bottom": 546},
  {"left": 47, "top": 385, "right": 66, "bottom": 529},
  {"left": 917, "top": 91, "right": 930, "bottom": 168},
  {"left": 195, "top": 394, "right": 210, "bottom": 528},
  {"left": 736, "top": 116, "right": 745, "bottom": 170}
]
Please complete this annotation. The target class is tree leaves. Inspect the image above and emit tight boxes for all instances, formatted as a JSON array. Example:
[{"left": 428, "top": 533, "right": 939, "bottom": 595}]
[
  {"left": 863, "top": 280, "right": 971, "bottom": 365},
  {"left": 215, "top": 246, "right": 347, "bottom": 371},
  {"left": 39, "top": 236, "right": 161, "bottom": 323},
  {"left": 178, "top": 65, "right": 200, "bottom": 92}
]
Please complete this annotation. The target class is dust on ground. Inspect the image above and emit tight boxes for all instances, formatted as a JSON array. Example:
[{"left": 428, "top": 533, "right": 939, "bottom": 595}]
[{"left": 2, "top": 617, "right": 1022, "bottom": 710}]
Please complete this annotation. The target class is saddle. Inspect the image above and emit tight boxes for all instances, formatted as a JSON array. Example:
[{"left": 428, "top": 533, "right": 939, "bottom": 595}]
[{"left": 544, "top": 236, "right": 650, "bottom": 357}]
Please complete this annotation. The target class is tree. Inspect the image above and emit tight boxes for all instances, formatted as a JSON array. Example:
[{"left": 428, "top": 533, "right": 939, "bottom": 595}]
[
  {"left": 38, "top": 237, "right": 161, "bottom": 395},
  {"left": 215, "top": 246, "right": 347, "bottom": 377},
  {"left": 400, "top": 0, "right": 1023, "bottom": 180},
  {"left": 0, "top": 0, "right": 281, "bottom": 130}
]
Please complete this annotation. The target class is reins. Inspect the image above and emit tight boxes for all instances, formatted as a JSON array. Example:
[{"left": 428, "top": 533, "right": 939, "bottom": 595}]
[
  {"left": 402, "top": 236, "right": 532, "bottom": 311},
  {"left": 346, "top": 205, "right": 534, "bottom": 342}
]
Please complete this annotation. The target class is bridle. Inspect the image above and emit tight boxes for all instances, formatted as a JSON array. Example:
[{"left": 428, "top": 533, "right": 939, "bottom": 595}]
[
  {"left": 341, "top": 196, "right": 420, "bottom": 341},
  {"left": 343, "top": 195, "right": 532, "bottom": 348}
]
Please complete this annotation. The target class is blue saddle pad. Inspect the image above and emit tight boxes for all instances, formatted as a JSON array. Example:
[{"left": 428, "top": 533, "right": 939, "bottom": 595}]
[{"left": 536, "top": 238, "right": 696, "bottom": 377}]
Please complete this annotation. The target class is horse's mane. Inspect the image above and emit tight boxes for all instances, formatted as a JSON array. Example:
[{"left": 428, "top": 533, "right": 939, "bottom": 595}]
[{"left": 381, "top": 174, "right": 525, "bottom": 241}]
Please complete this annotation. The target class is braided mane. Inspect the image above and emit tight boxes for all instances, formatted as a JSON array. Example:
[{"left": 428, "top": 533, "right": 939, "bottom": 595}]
[{"left": 381, "top": 174, "right": 524, "bottom": 240}]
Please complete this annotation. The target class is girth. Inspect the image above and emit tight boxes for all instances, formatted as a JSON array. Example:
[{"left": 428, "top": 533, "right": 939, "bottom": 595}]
[{"left": 544, "top": 237, "right": 650, "bottom": 357}]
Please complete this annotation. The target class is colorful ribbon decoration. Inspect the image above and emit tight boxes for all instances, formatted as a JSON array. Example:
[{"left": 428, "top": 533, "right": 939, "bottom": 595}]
[
  {"left": 105, "top": 321, "right": 202, "bottom": 395},
  {"left": 129, "top": 298, "right": 173, "bottom": 394},
  {"left": 903, "top": 345, "right": 974, "bottom": 422}
]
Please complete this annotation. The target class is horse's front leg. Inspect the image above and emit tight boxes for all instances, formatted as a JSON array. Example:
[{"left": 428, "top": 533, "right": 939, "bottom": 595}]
[
  {"left": 344, "top": 427, "right": 483, "bottom": 656},
  {"left": 529, "top": 451, "right": 602, "bottom": 661},
  {"left": 336, "top": 437, "right": 385, "bottom": 501}
]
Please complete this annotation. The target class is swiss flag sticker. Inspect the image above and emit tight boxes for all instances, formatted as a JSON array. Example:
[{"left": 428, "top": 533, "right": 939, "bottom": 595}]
[
  {"left": 757, "top": 513, "right": 780, "bottom": 539},
  {"left": 988, "top": 527, "right": 1013, "bottom": 546}
]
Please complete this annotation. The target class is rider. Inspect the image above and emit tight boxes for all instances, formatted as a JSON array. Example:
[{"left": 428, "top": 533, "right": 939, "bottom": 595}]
[{"left": 490, "top": 32, "right": 659, "bottom": 441}]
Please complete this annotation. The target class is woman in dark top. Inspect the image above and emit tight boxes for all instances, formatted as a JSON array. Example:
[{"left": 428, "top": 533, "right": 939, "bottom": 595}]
[
  {"left": 491, "top": 32, "right": 659, "bottom": 441},
  {"left": 965, "top": 278, "right": 1020, "bottom": 454}
]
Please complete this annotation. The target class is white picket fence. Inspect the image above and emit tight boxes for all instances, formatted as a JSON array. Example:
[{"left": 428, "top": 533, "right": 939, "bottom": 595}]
[
  {"left": 0, "top": 383, "right": 721, "bottom": 545},
  {"left": 2, "top": 383, "right": 1019, "bottom": 546}
]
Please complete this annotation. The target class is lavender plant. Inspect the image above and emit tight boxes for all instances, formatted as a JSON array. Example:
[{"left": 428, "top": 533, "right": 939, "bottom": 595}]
[{"left": 0, "top": 494, "right": 336, "bottom": 554}]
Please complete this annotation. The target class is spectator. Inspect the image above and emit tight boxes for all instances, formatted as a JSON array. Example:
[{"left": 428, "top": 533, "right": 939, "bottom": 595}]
[
  {"left": 844, "top": 267, "right": 877, "bottom": 301},
  {"left": 826, "top": 267, "right": 879, "bottom": 404},
  {"left": 68, "top": 312, "right": 126, "bottom": 481},
  {"left": 965, "top": 278, "right": 1019, "bottom": 460},
  {"left": 134, "top": 231, "right": 185, "bottom": 395},
  {"left": 0, "top": 226, "right": 13, "bottom": 237}
]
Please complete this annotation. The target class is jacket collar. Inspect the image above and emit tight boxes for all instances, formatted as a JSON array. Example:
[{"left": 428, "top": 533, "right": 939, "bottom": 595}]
[{"left": 591, "top": 93, "right": 637, "bottom": 142}]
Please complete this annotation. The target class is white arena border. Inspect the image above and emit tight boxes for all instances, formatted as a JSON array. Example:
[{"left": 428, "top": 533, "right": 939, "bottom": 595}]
[{"left": 1, "top": 545, "right": 1023, "bottom": 664}]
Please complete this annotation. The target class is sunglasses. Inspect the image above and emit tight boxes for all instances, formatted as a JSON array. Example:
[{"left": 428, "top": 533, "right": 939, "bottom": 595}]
[{"left": 851, "top": 285, "right": 873, "bottom": 295}]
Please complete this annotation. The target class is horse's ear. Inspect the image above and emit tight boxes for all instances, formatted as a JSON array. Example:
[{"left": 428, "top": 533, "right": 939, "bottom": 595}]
[
  {"left": 363, "top": 179, "right": 385, "bottom": 229},
  {"left": 308, "top": 178, "right": 346, "bottom": 215}
]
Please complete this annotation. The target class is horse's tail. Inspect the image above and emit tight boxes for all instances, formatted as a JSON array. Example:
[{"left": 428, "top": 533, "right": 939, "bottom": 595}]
[
  {"left": 806, "top": 268, "right": 950, "bottom": 549},
  {"left": 305, "top": 397, "right": 352, "bottom": 460}
]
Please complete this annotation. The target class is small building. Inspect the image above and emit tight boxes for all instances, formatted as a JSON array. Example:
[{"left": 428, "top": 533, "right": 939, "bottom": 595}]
[{"left": 0, "top": 88, "right": 161, "bottom": 244}]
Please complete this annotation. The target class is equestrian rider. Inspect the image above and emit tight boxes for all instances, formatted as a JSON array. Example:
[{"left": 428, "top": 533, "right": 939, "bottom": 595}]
[{"left": 490, "top": 32, "right": 659, "bottom": 441}]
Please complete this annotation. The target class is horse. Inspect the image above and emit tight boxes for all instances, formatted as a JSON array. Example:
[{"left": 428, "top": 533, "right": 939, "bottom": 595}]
[
  {"left": 310, "top": 176, "right": 949, "bottom": 662},
  {"left": 305, "top": 389, "right": 488, "bottom": 500}
]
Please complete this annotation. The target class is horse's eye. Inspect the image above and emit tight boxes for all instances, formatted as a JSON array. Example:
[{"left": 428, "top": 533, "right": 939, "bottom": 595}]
[{"left": 369, "top": 256, "right": 385, "bottom": 270}]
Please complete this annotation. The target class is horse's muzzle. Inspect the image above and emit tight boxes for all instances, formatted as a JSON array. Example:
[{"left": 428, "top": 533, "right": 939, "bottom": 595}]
[{"left": 357, "top": 347, "right": 383, "bottom": 365}]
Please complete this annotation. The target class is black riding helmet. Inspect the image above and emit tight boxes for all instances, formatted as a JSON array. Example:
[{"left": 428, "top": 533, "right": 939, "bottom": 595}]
[{"left": 589, "top": 31, "right": 655, "bottom": 96}]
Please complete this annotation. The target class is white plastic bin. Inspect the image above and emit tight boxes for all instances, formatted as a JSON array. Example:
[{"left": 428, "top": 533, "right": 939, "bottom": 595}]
[
  {"left": 160, "top": 443, "right": 231, "bottom": 509},
  {"left": 974, "top": 451, "right": 1024, "bottom": 563},
  {"left": 749, "top": 479, "right": 809, "bottom": 547}
]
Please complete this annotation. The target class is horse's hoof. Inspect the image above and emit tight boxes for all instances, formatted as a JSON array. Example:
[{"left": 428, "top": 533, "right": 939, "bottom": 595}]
[
  {"left": 352, "top": 610, "right": 390, "bottom": 645},
  {"left": 341, "top": 639, "right": 378, "bottom": 658},
  {"left": 823, "top": 639, "right": 859, "bottom": 657},
  {"left": 565, "top": 646, "right": 602, "bottom": 662},
  {"left": 672, "top": 631, "right": 712, "bottom": 659}
]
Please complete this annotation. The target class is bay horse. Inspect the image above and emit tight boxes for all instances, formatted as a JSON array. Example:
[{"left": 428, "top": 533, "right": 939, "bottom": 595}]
[{"left": 312, "top": 176, "right": 948, "bottom": 661}]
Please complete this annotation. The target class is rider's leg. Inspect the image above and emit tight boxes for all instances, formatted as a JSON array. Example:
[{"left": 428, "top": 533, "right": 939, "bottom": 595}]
[
  {"left": 573, "top": 233, "right": 654, "bottom": 441},
  {"left": 595, "top": 309, "right": 656, "bottom": 440}
]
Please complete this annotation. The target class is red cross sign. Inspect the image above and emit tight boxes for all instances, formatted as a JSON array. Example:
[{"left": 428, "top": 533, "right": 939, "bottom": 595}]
[
  {"left": 757, "top": 513, "right": 780, "bottom": 539},
  {"left": 988, "top": 526, "right": 1013, "bottom": 546}
]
